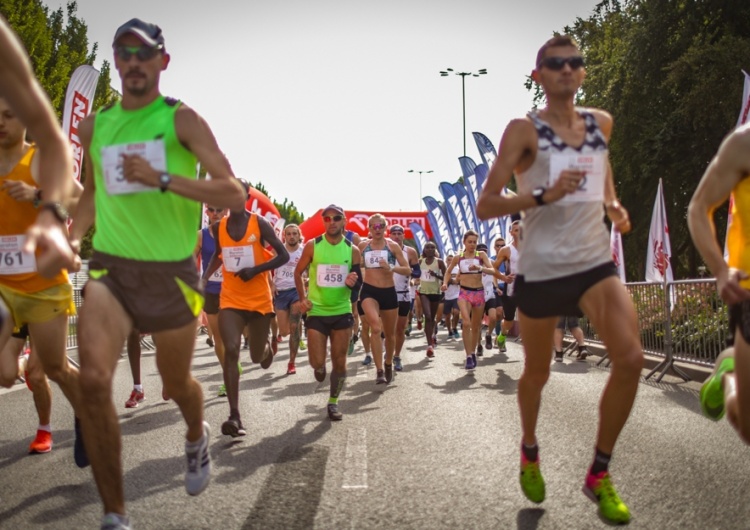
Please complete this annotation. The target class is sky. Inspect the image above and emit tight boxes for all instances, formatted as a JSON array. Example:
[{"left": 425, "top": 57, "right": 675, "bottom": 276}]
[{"left": 47, "top": 0, "right": 601, "bottom": 218}]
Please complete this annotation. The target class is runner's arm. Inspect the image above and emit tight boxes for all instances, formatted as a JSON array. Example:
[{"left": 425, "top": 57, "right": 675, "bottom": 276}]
[{"left": 294, "top": 240, "right": 314, "bottom": 311}]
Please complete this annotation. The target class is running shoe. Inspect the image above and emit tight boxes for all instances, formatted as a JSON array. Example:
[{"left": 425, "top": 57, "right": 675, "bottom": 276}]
[
  {"left": 362, "top": 354, "right": 373, "bottom": 366},
  {"left": 485, "top": 334, "right": 492, "bottom": 350},
  {"left": 405, "top": 323, "right": 412, "bottom": 336},
  {"left": 454, "top": 329, "right": 461, "bottom": 339},
  {"left": 206, "top": 337, "right": 214, "bottom": 348},
  {"left": 700, "top": 348, "right": 735, "bottom": 420},
  {"left": 417, "top": 319, "right": 422, "bottom": 330},
  {"left": 582, "top": 471, "right": 631, "bottom": 524},
  {"left": 29, "top": 429, "right": 52, "bottom": 454},
  {"left": 432, "top": 334, "right": 438, "bottom": 346},
  {"left": 124, "top": 389, "right": 145, "bottom": 409},
  {"left": 261, "top": 340, "right": 275, "bottom": 369},
  {"left": 299, "top": 339, "right": 307, "bottom": 351},
  {"left": 185, "top": 421, "right": 211, "bottom": 495},
  {"left": 314, "top": 366, "right": 326, "bottom": 382},
  {"left": 384, "top": 363, "right": 394, "bottom": 383},
  {"left": 520, "top": 454, "right": 545, "bottom": 503},
  {"left": 287, "top": 362, "right": 296, "bottom": 375},
  {"left": 393, "top": 356, "right": 403, "bottom": 372},
  {"left": 497, "top": 334, "right": 507, "bottom": 352},
  {"left": 327, "top": 403, "right": 343, "bottom": 421},
  {"left": 238, "top": 361, "right": 243, "bottom": 376},
  {"left": 243, "top": 338, "right": 249, "bottom": 350},
  {"left": 465, "top": 356, "right": 475, "bottom": 371},
  {"left": 217, "top": 384, "right": 227, "bottom": 397},
  {"left": 73, "top": 417, "right": 89, "bottom": 468},
  {"left": 426, "top": 346, "right": 435, "bottom": 360},
  {"left": 221, "top": 417, "right": 247, "bottom": 438},
  {"left": 376, "top": 369, "right": 387, "bottom": 384},
  {"left": 576, "top": 347, "right": 589, "bottom": 362},
  {"left": 277, "top": 334, "right": 283, "bottom": 343},
  {"left": 348, "top": 337, "right": 356, "bottom": 356},
  {"left": 472, "top": 353, "right": 478, "bottom": 367},
  {"left": 554, "top": 351, "right": 564, "bottom": 363},
  {"left": 101, "top": 513, "right": 131, "bottom": 530},
  {"left": 477, "top": 344, "right": 484, "bottom": 357}
]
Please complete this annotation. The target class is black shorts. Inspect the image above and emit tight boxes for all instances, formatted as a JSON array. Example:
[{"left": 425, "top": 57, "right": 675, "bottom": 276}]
[
  {"left": 87, "top": 252, "right": 203, "bottom": 334},
  {"left": 502, "top": 293, "right": 518, "bottom": 322},
  {"left": 306, "top": 314, "right": 354, "bottom": 337},
  {"left": 484, "top": 297, "right": 498, "bottom": 315},
  {"left": 443, "top": 298, "right": 459, "bottom": 314},
  {"left": 357, "top": 283, "right": 398, "bottom": 314},
  {"left": 12, "top": 323, "right": 29, "bottom": 340},
  {"left": 204, "top": 291, "right": 220, "bottom": 315},
  {"left": 397, "top": 301, "right": 411, "bottom": 317},
  {"left": 556, "top": 315, "right": 580, "bottom": 330},
  {"left": 515, "top": 262, "right": 618, "bottom": 319},
  {"left": 728, "top": 301, "right": 750, "bottom": 345},
  {"left": 420, "top": 293, "right": 443, "bottom": 305}
]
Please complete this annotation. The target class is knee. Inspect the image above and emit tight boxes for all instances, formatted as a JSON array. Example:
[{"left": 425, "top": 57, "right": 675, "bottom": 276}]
[
  {"left": 27, "top": 366, "right": 49, "bottom": 390},
  {"left": 521, "top": 365, "right": 550, "bottom": 388},
  {"left": 610, "top": 348, "right": 644, "bottom": 377},
  {"left": 79, "top": 366, "right": 112, "bottom": 399},
  {"left": 369, "top": 323, "right": 383, "bottom": 336}
]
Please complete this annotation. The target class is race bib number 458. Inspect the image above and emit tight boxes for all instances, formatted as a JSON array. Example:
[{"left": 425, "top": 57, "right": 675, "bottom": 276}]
[
  {"left": 317, "top": 264, "right": 348, "bottom": 287},
  {"left": 0, "top": 235, "right": 36, "bottom": 274}
]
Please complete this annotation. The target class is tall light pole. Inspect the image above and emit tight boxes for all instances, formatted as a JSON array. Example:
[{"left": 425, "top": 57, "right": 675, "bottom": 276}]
[
  {"left": 439, "top": 68, "right": 487, "bottom": 156},
  {"left": 408, "top": 169, "right": 433, "bottom": 210}
]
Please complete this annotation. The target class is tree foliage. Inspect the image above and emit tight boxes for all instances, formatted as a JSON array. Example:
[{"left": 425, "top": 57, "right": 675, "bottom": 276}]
[
  {"left": 531, "top": 0, "right": 750, "bottom": 279},
  {"left": 249, "top": 181, "right": 306, "bottom": 226}
]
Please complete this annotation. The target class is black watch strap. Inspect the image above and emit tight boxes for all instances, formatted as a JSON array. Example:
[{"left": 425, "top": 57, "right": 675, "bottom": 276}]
[{"left": 39, "top": 201, "right": 69, "bottom": 224}]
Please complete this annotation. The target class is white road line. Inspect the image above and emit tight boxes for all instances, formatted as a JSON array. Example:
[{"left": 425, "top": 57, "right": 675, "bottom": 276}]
[{"left": 342, "top": 427, "right": 368, "bottom": 490}]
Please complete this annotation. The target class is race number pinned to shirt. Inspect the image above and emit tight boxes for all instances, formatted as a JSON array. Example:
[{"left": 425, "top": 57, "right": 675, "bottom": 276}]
[
  {"left": 421, "top": 269, "right": 436, "bottom": 282},
  {"left": 459, "top": 258, "right": 481, "bottom": 274},
  {"left": 0, "top": 235, "right": 36, "bottom": 274},
  {"left": 317, "top": 264, "right": 348, "bottom": 287},
  {"left": 101, "top": 140, "right": 167, "bottom": 195},
  {"left": 224, "top": 246, "right": 256, "bottom": 273},
  {"left": 209, "top": 268, "right": 223, "bottom": 282},
  {"left": 548, "top": 152, "right": 606, "bottom": 203},
  {"left": 364, "top": 250, "right": 388, "bottom": 269}
]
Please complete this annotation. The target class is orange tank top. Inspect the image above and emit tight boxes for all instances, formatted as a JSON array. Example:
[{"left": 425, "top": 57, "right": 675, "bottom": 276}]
[
  {"left": 218, "top": 214, "right": 273, "bottom": 313},
  {"left": 0, "top": 145, "right": 68, "bottom": 292}
]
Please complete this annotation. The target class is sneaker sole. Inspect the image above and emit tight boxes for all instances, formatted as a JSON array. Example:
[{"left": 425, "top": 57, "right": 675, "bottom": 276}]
[{"left": 581, "top": 485, "right": 631, "bottom": 524}]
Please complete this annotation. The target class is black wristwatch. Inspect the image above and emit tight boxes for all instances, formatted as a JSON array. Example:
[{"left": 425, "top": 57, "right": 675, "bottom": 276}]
[
  {"left": 532, "top": 186, "right": 546, "bottom": 206},
  {"left": 39, "top": 201, "right": 69, "bottom": 224},
  {"left": 159, "top": 172, "right": 172, "bottom": 192}
]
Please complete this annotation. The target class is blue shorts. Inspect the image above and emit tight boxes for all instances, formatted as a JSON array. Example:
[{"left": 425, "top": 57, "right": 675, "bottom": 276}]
[{"left": 274, "top": 288, "right": 300, "bottom": 312}]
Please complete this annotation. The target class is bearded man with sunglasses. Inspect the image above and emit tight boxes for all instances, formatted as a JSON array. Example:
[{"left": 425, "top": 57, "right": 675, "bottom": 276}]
[
  {"left": 69, "top": 18, "right": 246, "bottom": 530},
  {"left": 477, "top": 35, "right": 642, "bottom": 524},
  {"left": 294, "top": 205, "right": 362, "bottom": 420}
]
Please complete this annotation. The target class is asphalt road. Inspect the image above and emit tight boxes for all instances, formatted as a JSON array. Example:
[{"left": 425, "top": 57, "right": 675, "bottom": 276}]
[{"left": 0, "top": 326, "right": 748, "bottom": 529}]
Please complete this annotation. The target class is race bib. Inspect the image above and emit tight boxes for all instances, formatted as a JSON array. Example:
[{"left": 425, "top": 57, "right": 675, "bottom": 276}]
[
  {"left": 421, "top": 270, "right": 436, "bottom": 282},
  {"left": 0, "top": 235, "right": 36, "bottom": 274},
  {"left": 364, "top": 250, "right": 388, "bottom": 269},
  {"left": 317, "top": 264, "right": 348, "bottom": 287},
  {"left": 277, "top": 266, "right": 295, "bottom": 280},
  {"left": 101, "top": 140, "right": 167, "bottom": 195},
  {"left": 224, "top": 245, "right": 256, "bottom": 273},
  {"left": 548, "top": 152, "right": 606, "bottom": 203},
  {"left": 209, "top": 268, "right": 223, "bottom": 282},
  {"left": 459, "top": 258, "right": 480, "bottom": 274}
]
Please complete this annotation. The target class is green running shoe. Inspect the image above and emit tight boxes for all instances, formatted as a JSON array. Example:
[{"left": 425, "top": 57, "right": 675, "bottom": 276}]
[
  {"left": 496, "top": 333, "right": 507, "bottom": 352},
  {"left": 700, "top": 349, "right": 735, "bottom": 420},
  {"left": 520, "top": 455, "right": 545, "bottom": 503},
  {"left": 583, "top": 471, "right": 631, "bottom": 524},
  {"left": 238, "top": 361, "right": 243, "bottom": 376},
  {"left": 299, "top": 339, "right": 307, "bottom": 351},
  {"left": 217, "top": 384, "right": 227, "bottom": 397}
]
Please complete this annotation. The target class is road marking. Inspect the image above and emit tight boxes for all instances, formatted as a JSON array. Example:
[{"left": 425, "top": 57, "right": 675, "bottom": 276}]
[{"left": 342, "top": 427, "right": 368, "bottom": 490}]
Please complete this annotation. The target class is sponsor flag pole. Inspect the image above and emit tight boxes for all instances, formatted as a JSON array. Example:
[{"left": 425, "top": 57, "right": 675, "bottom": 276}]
[
  {"left": 610, "top": 224, "right": 626, "bottom": 282},
  {"left": 62, "top": 65, "right": 100, "bottom": 181}
]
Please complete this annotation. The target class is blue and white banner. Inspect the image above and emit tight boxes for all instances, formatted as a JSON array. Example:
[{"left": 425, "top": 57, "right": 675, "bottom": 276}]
[
  {"left": 474, "top": 163, "right": 495, "bottom": 244},
  {"left": 438, "top": 183, "right": 465, "bottom": 248},
  {"left": 453, "top": 183, "right": 477, "bottom": 234},
  {"left": 459, "top": 156, "right": 477, "bottom": 180},
  {"left": 409, "top": 222, "right": 429, "bottom": 255},
  {"left": 423, "top": 196, "right": 455, "bottom": 258},
  {"left": 473, "top": 132, "right": 497, "bottom": 169}
]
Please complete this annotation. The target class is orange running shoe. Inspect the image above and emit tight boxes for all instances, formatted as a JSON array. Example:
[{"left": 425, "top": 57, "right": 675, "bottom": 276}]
[{"left": 29, "top": 429, "right": 52, "bottom": 454}]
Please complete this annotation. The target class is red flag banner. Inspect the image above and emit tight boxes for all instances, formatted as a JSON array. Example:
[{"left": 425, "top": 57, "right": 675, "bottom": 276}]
[
  {"left": 645, "top": 178, "right": 673, "bottom": 283},
  {"left": 299, "top": 210, "right": 432, "bottom": 242},
  {"left": 62, "top": 65, "right": 99, "bottom": 181}
]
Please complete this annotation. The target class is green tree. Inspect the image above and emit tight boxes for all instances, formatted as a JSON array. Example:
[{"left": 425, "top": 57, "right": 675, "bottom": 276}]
[{"left": 250, "top": 181, "right": 306, "bottom": 225}]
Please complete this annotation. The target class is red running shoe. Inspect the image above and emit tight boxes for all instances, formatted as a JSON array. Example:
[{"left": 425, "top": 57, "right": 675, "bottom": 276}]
[
  {"left": 125, "top": 389, "right": 145, "bottom": 408},
  {"left": 29, "top": 429, "right": 52, "bottom": 454}
]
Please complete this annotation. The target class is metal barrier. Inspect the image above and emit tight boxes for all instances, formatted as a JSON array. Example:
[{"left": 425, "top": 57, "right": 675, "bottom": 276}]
[{"left": 572, "top": 278, "right": 727, "bottom": 381}]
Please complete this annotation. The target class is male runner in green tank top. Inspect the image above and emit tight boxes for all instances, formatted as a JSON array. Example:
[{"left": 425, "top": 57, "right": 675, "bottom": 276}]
[
  {"left": 294, "top": 204, "right": 362, "bottom": 421},
  {"left": 69, "top": 18, "right": 245, "bottom": 530}
]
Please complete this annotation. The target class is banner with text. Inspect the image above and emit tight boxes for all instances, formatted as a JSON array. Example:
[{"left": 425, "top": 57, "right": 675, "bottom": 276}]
[
  {"left": 62, "top": 65, "right": 99, "bottom": 181},
  {"left": 423, "top": 196, "right": 455, "bottom": 258}
]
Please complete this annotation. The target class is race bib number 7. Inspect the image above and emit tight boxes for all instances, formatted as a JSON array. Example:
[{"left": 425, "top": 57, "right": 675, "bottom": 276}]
[
  {"left": 223, "top": 246, "right": 256, "bottom": 273},
  {"left": 317, "top": 264, "right": 348, "bottom": 288},
  {"left": 101, "top": 139, "right": 167, "bottom": 195},
  {"left": 548, "top": 152, "right": 606, "bottom": 203},
  {"left": 0, "top": 235, "right": 36, "bottom": 274}
]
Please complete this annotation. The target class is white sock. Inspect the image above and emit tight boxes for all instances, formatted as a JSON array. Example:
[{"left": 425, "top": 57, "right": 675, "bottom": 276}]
[
  {"left": 38, "top": 424, "right": 51, "bottom": 433},
  {"left": 134, "top": 384, "right": 143, "bottom": 392}
]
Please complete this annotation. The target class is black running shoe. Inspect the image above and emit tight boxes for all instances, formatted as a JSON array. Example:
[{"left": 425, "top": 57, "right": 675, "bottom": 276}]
[
  {"left": 260, "top": 340, "right": 275, "bottom": 369},
  {"left": 376, "top": 370, "right": 387, "bottom": 384},
  {"left": 206, "top": 337, "right": 214, "bottom": 348},
  {"left": 74, "top": 417, "right": 89, "bottom": 468},
  {"left": 327, "top": 404, "right": 343, "bottom": 421},
  {"left": 314, "top": 365, "right": 327, "bottom": 382},
  {"left": 384, "top": 363, "right": 394, "bottom": 383},
  {"left": 576, "top": 347, "right": 589, "bottom": 362},
  {"left": 554, "top": 351, "right": 564, "bottom": 363},
  {"left": 485, "top": 334, "right": 492, "bottom": 350},
  {"left": 477, "top": 344, "right": 484, "bottom": 357},
  {"left": 221, "top": 417, "right": 247, "bottom": 437}
]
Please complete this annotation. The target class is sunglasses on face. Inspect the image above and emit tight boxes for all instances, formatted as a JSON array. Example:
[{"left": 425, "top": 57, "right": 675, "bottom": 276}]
[
  {"left": 114, "top": 44, "right": 164, "bottom": 62},
  {"left": 390, "top": 230, "right": 404, "bottom": 235},
  {"left": 323, "top": 215, "right": 344, "bottom": 223},
  {"left": 539, "top": 56, "right": 585, "bottom": 71},
  {"left": 495, "top": 243, "right": 504, "bottom": 248},
  {"left": 371, "top": 223, "right": 386, "bottom": 231},
  {"left": 206, "top": 207, "right": 224, "bottom": 213}
]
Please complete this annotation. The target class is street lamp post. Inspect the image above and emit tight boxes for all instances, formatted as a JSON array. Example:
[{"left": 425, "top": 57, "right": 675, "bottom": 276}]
[
  {"left": 408, "top": 169, "right": 433, "bottom": 210},
  {"left": 439, "top": 68, "right": 487, "bottom": 157}
]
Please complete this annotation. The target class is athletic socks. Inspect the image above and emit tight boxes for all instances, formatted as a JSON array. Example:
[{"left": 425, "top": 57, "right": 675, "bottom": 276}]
[
  {"left": 522, "top": 442, "right": 539, "bottom": 462},
  {"left": 330, "top": 371, "right": 346, "bottom": 400},
  {"left": 134, "top": 384, "right": 143, "bottom": 393},
  {"left": 589, "top": 447, "right": 611, "bottom": 475},
  {"left": 38, "top": 424, "right": 51, "bottom": 433}
]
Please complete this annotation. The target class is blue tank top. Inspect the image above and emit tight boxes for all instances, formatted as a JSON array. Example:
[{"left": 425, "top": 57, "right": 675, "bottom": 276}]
[
  {"left": 362, "top": 242, "right": 396, "bottom": 269},
  {"left": 200, "top": 227, "right": 222, "bottom": 295}
]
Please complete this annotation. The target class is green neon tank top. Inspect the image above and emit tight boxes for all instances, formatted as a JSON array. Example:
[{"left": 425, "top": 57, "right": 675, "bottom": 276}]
[
  {"left": 89, "top": 96, "right": 199, "bottom": 261},
  {"left": 308, "top": 236, "right": 353, "bottom": 317}
]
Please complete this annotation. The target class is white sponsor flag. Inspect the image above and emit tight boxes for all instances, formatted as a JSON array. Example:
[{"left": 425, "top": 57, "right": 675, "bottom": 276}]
[
  {"left": 62, "top": 65, "right": 100, "bottom": 181},
  {"left": 736, "top": 70, "right": 750, "bottom": 127},
  {"left": 645, "top": 178, "right": 673, "bottom": 283},
  {"left": 610, "top": 224, "right": 626, "bottom": 282}
]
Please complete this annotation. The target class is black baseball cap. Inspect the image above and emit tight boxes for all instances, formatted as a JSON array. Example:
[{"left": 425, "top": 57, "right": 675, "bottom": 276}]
[
  {"left": 322, "top": 204, "right": 345, "bottom": 216},
  {"left": 477, "top": 243, "right": 489, "bottom": 252},
  {"left": 113, "top": 18, "right": 165, "bottom": 47}
]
